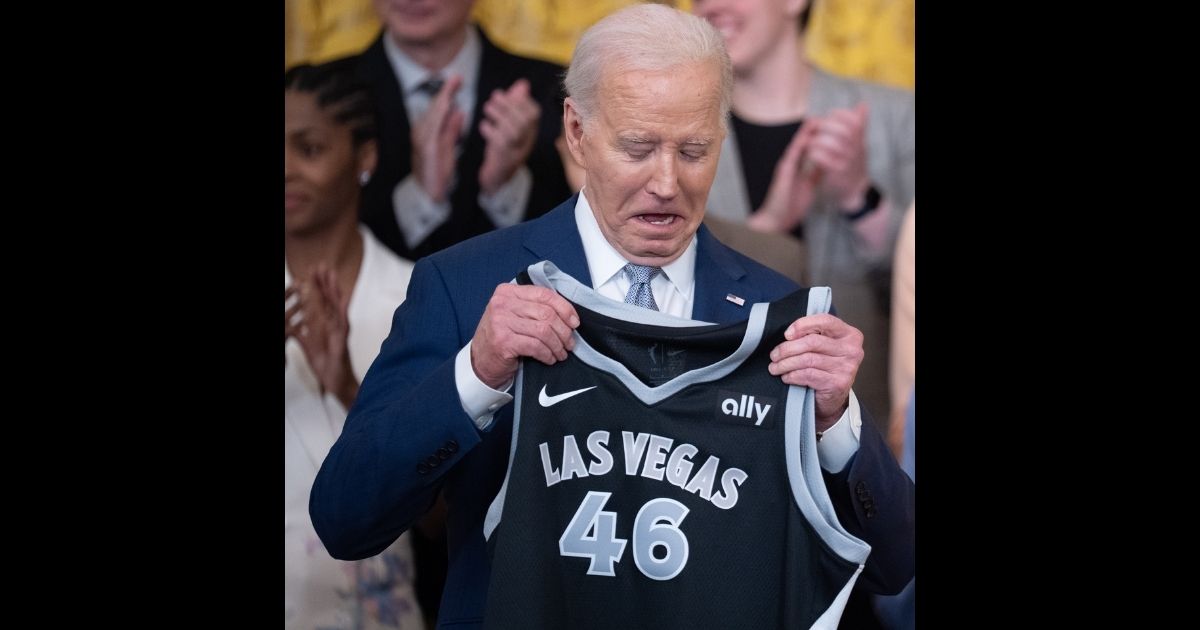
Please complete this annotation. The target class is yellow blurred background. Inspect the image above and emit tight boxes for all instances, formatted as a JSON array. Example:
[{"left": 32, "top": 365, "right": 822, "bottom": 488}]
[{"left": 285, "top": 0, "right": 914, "bottom": 89}]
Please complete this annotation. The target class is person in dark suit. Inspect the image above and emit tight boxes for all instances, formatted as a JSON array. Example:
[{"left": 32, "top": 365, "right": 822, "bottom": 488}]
[
  {"left": 311, "top": 5, "right": 914, "bottom": 628},
  {"left": 346, "top": 0, "right": 570, "bottom": 261}
]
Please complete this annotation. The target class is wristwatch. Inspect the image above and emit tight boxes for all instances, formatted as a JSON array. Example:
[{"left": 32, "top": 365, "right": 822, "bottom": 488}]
[{"left": 844, "top": 184, "right": 882, "bottom": 222}]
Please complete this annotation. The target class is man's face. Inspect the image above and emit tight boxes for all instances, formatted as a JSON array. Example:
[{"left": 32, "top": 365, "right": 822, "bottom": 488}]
[
  {"left": 373, "top": 0, "right": 476, "bottom": 48},
  {"left": 692, "top": 0, "right": 804, "bottom": 74},
  {"left": 563, "top": 61, "right": 726, "bottom": 267}
]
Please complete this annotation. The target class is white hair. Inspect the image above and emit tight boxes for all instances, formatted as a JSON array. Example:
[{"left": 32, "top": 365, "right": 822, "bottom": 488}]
[{"left": 564, "top": 3, "right": 732, "bottom": 130}]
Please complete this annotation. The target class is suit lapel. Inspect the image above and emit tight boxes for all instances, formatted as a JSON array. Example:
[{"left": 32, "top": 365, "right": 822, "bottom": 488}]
[
  {"left": 360, "top": 34, "right": 413, "bottom": 174},
  {"left": 474, "top": 28, "right": 509, "bottom": 135},
  {"left": 692, "top": 225, "right": 768, "bottom": 324},
  {"left": 522, "top": 195, "right": 590, "bottom": 285}
]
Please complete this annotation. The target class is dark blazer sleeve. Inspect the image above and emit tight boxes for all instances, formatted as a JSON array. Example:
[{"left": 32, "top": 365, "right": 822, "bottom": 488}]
[
  {"left": 309, "top": 256, "right": 483, "bottom": 560},
  {"left": 821, "top": 405, "right": 915, "bottom": 594}
]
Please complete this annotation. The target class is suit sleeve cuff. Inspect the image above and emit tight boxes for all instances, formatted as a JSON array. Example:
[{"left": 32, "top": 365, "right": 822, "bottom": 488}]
[
  {"left": 478, "top": 166, "right": 531, "bottom": 229},
  {"left": 394, "top": 175, "right": 452, "bottom": 250},
  {"left": 817, "top": 390, "right": 863, "bottom": 473},
  {"left": 455, "top": 341, "right": 513, "bottom": 430}
]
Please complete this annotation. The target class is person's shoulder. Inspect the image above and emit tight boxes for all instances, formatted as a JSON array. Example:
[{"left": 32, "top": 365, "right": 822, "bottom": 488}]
[
  {"left": 811, "top": 64, "right": 912, "bottom": 104},
  {"left": 738, "top": 252, "right": 800, "bottom": 297},
  {"left": 702, "top": 216, "right": 807, "bottom": 286},
  {"left": 324, "top": 30, "right": 384, "bottom": 63},
  {"left": 362, "top": 225, "right": 415, "bottom": 277},
  {"left": 699, "top": 226, "right": 800, "bottom": 298},
  {"left": 420, "top": 200, "right": 569, "bottom": 273},
  {"left": 319, "top": 32, "right": 388, "bottom": 82}
]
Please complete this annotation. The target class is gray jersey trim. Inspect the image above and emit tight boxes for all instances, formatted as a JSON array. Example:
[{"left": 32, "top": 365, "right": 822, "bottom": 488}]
[
  {"left": 483, "top": 362, "right": 525, "bottom": 540},
  {"left": 783, "top": 285, "right": 870, "bottom": 565},
  {"left": 527, "top": 260, "right": 717, "bottom": 328},
  {"left": 526, "top": 261, "right": 765, "bottom": 406}
]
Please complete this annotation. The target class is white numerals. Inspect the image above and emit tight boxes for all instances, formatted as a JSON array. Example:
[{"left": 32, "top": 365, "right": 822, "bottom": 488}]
[
  {"left": 633, "top": 498, "right": 690, "bottom": 580},
  {"left": 559, "top": 491, "right": 628, "bottom": 576},
  {"left": 559, "top": 491, "right": 690, "bottom": 580}
]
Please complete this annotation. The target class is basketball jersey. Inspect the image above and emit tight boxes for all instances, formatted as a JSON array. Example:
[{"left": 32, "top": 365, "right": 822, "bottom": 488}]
[{"left": 482, "top": 261, "right": 870, "bottom": 630}]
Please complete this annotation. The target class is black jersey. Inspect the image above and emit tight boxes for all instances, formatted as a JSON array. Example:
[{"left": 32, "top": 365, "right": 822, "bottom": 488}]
[{"left": 482, "top": 261, "right": 869, "bottom": 630}]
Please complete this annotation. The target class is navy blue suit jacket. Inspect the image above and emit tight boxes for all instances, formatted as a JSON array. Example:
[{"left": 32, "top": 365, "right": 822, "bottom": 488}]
[{"left": 311, "top": 197, "right": 915, "bottom": 627}]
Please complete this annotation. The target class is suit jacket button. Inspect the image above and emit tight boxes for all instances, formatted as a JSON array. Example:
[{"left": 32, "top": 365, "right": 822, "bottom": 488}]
[
  {"left": 436, "top": 447, "right": 451, "bottom": 460},
  {"left": 417, "top": 463, "right": 430, "bottom": 475},
  {"left": 425, "top": 455, "right": 441, "bottom": 468},
  {"left": 856, "top": 481, "right": 866, "bottom": 492},
  {"left": 445, "top": 440, "right": 459, "bottom": 453},
  {"left": 862, "top": 499, "right": 874, "bottom": 510},
  {"left": 865, "top": 507, "right": 877, "bottom": 519}
]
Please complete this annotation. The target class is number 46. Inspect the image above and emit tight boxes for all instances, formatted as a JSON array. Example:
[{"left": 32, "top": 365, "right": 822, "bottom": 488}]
[{"left": 559, "top": 491, "right": 690, "bottom": 581}]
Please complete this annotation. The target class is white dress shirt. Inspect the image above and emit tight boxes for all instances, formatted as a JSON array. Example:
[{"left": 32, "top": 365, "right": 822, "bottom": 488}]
[
  {"left": 383, "top": 27, "right": 532, "bottom": 250},
  {"left": 453, "top": 190, "right": 862, "bottom": 472}
]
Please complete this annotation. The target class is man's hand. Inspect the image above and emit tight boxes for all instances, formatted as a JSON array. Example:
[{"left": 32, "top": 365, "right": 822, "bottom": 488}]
[
  {"left": 748, "top": 121, "right": 821, "bottom": 233},
  {"left": 807, "top": 102, "right": 871, "bottom": 211},
  {"left": 767, "top": 313, "right": 864, "bottom": 431},
  {"left": 478, "top": 79, "right": 541, "bottom": 195},
  {"left": 471, "top": 283, "right": 579, "bottom": 389},
  {"left": 412, "top": 75, "right": 466, "bottom": 203},
  {"left": 284, "top": 265, "right": 359, "bottom": 408}
]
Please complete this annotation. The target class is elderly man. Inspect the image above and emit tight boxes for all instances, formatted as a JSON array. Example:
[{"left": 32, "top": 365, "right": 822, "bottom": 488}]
[{"left": 311, "top": 5, "right": 913, "bottom": 628}]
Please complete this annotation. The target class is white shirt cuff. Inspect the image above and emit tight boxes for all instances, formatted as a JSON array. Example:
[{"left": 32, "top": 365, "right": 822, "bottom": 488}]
[
  {"left": 478, "top": 166, "right": 532, "bottom": 229},
  {"left": 394, "top": 175, "right": 452, "bottom": 250},
  {"left": 817, "top": 390, "right": 864, "bottom": 473},
  {"left": 454, "top": 340, "right": 514, "bottom": 430}
]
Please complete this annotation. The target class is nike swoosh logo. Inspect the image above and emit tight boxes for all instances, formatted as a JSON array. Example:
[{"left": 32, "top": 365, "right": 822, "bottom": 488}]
[{"left": 538, "top": 385, "right": 597, "bottom": 407}]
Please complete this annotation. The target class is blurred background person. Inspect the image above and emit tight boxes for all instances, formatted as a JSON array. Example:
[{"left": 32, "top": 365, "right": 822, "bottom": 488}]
[
  {"left": 692, "top": 0, "right": 914, "bottom": 432},
  {"left": 285, "top": 59, "right": 425, "bottom": 630},
  {"left": 343, "top": 0, "right": 571, "bottom": 261}
]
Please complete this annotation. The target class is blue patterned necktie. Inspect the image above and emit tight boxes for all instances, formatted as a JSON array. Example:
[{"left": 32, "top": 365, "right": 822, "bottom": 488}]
[{"left": 622, "top": 263, "right": 662, "bottom": 310}]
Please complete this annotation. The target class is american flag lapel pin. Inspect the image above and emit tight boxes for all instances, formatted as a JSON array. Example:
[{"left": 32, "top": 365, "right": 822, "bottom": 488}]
[{"left": 725, "top": 293, "right": 746, "bottom": 306}]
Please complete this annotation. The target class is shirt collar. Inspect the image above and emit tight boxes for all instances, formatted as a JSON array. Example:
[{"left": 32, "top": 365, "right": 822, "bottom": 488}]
[
  {"left": 383, "top": 25, "right": 480, "bottom": 97},
  {"left": 573, "top": 188, "right": 697, "bottom": 301}
]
